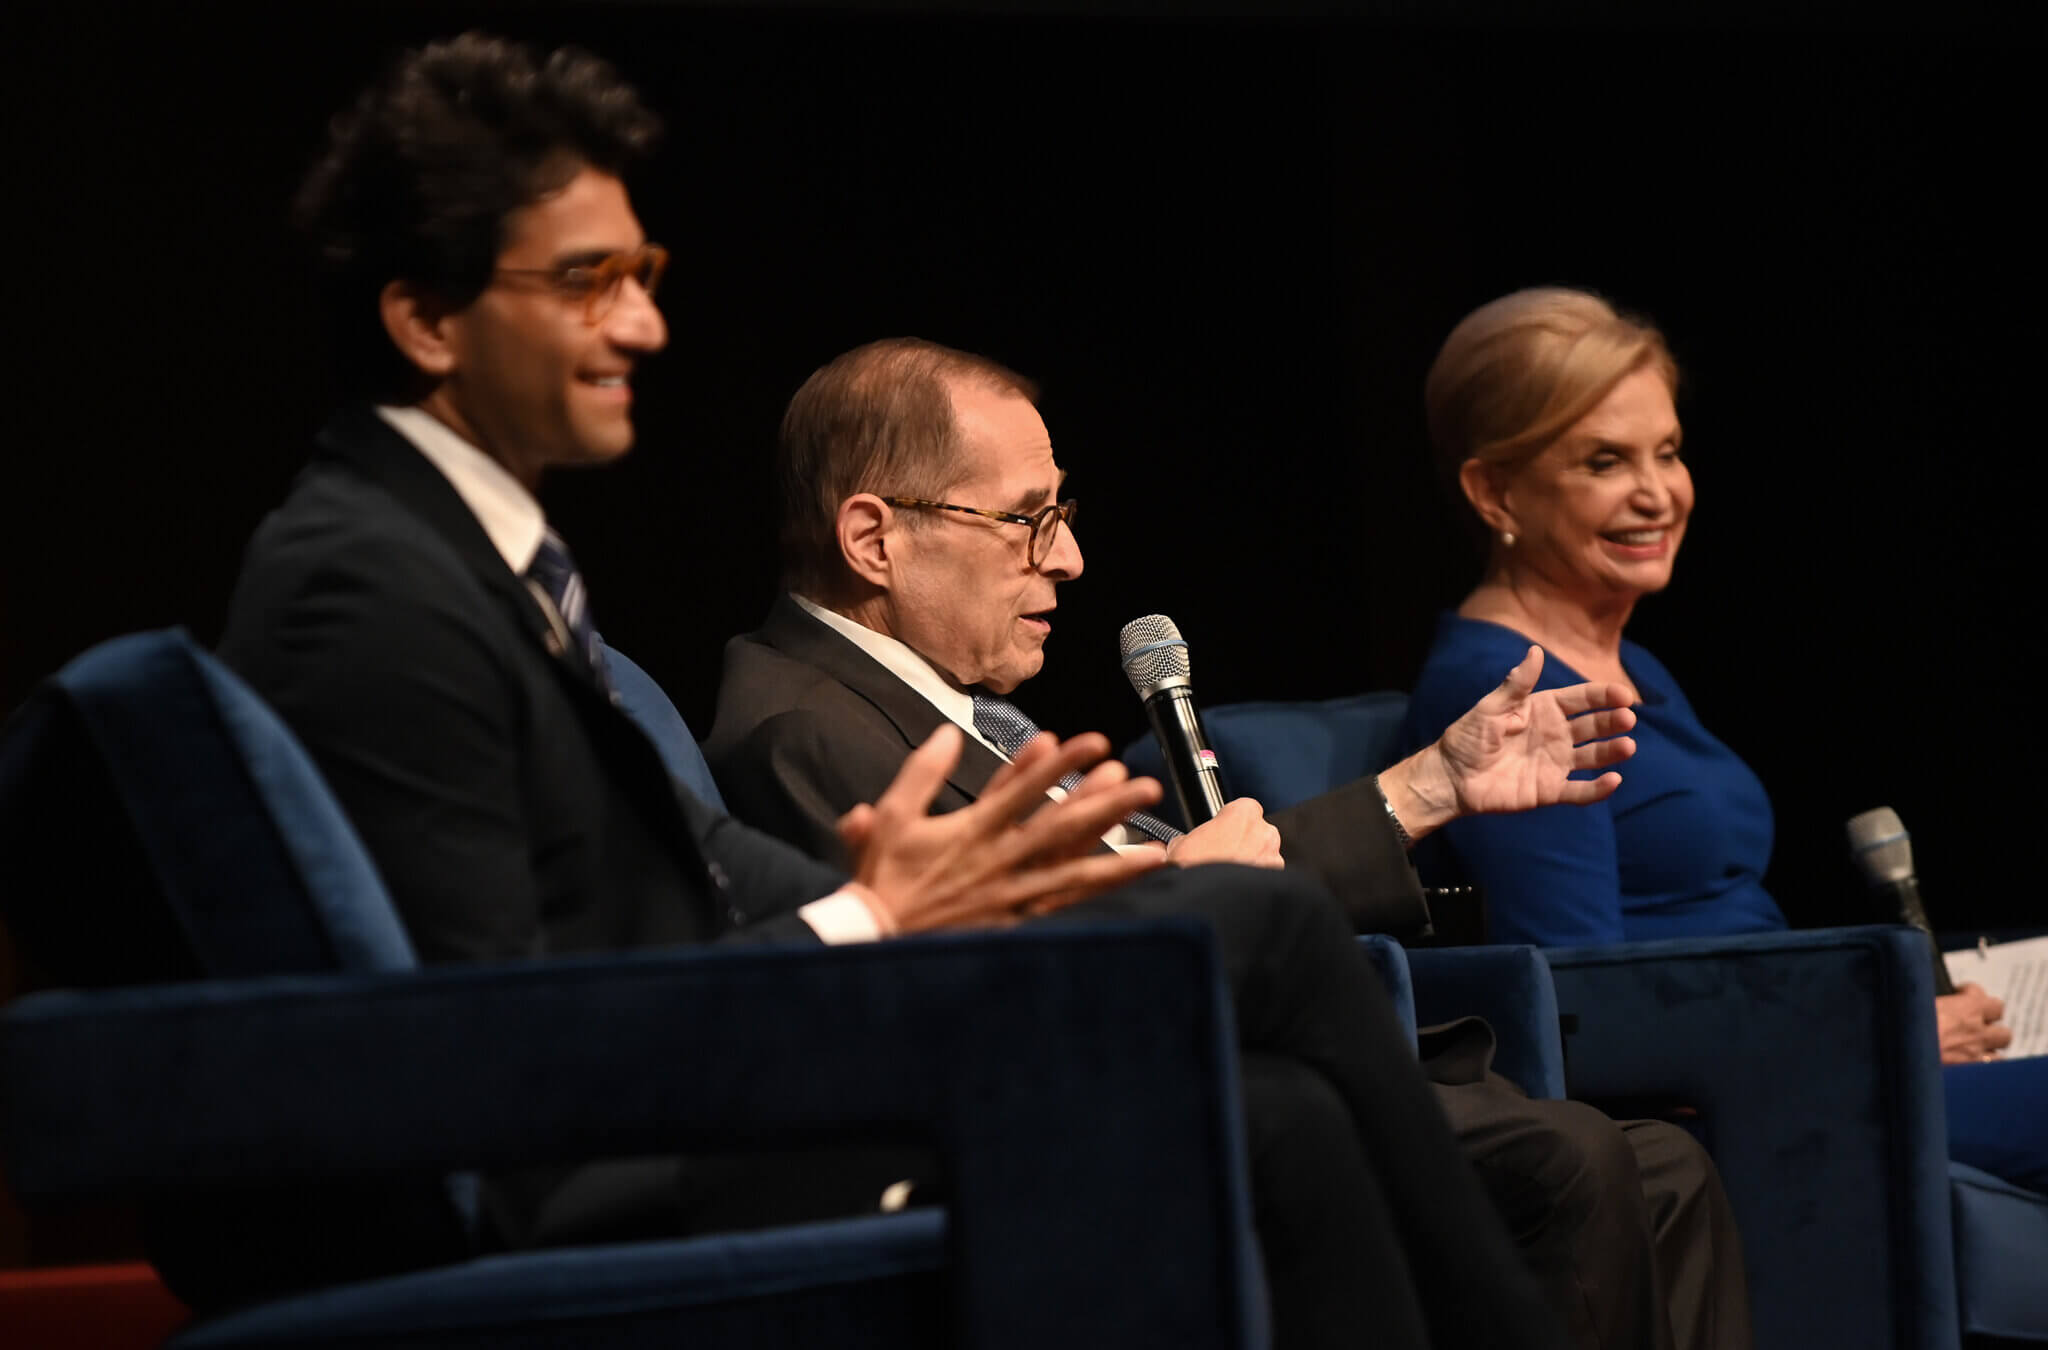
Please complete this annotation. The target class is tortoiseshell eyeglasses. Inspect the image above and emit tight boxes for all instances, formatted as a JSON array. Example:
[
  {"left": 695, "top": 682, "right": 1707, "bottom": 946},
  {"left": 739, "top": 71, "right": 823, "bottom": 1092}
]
[
  {"left": 882, "top": 497, "right": 1080, "bottom": 569},
  {"left": 491, "top": 243, "right": 669, "bottom": 324}
]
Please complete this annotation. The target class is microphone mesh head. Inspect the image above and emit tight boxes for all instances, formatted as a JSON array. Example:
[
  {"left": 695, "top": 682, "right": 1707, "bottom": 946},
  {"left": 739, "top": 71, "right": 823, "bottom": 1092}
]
[
  {"left": 1846, "top": 806, "right": 1913, "bottom": 883},
  {"left": 1119, "top": 614, "right": 1191, "bottom": 698}
]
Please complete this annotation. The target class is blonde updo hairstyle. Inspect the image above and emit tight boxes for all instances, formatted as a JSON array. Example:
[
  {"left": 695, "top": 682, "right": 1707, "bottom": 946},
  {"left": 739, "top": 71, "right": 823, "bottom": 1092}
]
[{"left": 1425, "top": 288, "right": 1678, "bottom": 534}]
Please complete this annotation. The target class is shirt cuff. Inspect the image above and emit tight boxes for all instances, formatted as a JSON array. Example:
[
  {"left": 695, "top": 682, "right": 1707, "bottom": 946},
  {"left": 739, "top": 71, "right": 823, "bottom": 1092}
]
[{"left": 799, "top": 889, "right": 886, "bottom": 945}]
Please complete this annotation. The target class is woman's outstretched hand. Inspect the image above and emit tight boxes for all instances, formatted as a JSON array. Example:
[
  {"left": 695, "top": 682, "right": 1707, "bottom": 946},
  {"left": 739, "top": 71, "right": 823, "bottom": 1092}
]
[{"left": 1378, "top": 645, "right": 1638, "bottom": 844}]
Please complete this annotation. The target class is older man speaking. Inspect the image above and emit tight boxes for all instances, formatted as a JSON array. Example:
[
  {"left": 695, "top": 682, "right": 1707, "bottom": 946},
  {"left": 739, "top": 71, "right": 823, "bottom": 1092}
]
[{"left": 706, "top": 337, "right": 1752, "bottom": 1350}]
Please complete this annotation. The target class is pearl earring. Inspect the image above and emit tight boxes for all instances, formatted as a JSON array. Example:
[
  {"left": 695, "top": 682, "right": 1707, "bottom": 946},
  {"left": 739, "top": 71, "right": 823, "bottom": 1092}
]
[{"left": 1501, "top": 531, "right": 1517, "bottom": 548}]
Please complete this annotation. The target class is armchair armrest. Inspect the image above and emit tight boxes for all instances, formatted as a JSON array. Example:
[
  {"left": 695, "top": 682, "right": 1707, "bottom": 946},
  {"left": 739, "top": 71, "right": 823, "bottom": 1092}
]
[
  {"left": 1406, "top": 946, "right": 1566, "bottom": 1100},
  {"left": 1544, "top": 924, "right": 1956, "bottom": 1350},
  {"left": 4, "top": 921, "right": 1260, "bottom": 1350},
  {"left": 1352, "top": 940, "right": 1565, "bottom": 1099},
  {"left": 1355, "top": 936, "right": 1415, "bottom": 1048}
]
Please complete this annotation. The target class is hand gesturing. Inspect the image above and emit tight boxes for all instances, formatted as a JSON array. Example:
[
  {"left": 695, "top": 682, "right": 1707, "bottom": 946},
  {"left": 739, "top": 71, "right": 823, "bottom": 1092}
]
[
  {"left": 834, "top": 723, "right": 1167, "bottom": 934},
  {"left": 1436, "top": 645, "right": 1637, "bottom": 816},
  {"left": 1380, "top": 646, "right": 1638, "bottom": 842}
]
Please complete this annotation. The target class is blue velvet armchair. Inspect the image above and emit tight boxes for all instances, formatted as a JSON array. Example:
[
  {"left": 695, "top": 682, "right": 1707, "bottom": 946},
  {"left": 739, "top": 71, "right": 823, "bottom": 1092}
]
[
  {"left": 0, "top": 630, "right": 1269, "bottom": 1349},
  {"left": 1128, "top": 692, "right": 2044, "bottom": 1350}
]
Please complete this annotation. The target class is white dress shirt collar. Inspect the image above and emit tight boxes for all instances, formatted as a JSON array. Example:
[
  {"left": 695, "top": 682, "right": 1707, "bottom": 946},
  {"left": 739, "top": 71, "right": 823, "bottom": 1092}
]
[
  {"left": 791, "top": 593, "right": 1005, "bottom": 757},
  {"left": 375, "top": 405, "right": 548, "bottom": 574},
  {"left": 375, "top": 417, "right": 895, "bottom": 944},
  {"left": 791, "top": 593, "right": 1147, "bottom": 851}
]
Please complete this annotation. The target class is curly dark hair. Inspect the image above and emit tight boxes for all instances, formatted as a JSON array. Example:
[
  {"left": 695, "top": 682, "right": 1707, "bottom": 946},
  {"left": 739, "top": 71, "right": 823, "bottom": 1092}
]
[{"left": 296, "top": 32, "right": 662, "bottom": 400}]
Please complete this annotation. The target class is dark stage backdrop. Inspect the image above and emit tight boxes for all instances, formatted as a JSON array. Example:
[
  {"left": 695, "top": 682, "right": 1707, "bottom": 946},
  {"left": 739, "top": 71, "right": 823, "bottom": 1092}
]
[{"left": 9, "top": 5, "right": 2039, "bottom": 932}]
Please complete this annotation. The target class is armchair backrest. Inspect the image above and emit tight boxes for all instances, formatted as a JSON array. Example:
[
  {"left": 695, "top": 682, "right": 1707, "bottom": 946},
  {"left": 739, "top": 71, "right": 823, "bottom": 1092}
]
[
  {"left": 0, "top": 629, "right": 414, "bottom": 988},
  {"left": 0, "top": 629, "right": 470, "bottom": 1309},
  {"left": 1123, "top": 692, "right": 1410, "bottom": 825}
]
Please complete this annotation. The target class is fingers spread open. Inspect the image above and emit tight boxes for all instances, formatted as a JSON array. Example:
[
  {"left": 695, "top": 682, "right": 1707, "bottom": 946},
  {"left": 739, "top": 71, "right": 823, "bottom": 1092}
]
[
  {"left": 1550, "top": 680, "right": 1637, "bottom": 718},
  {"left": 875, "top": 723, "right": 966, "bottom": 825},
  {"left": 1571, "top": 734, "right": 1636, "bottom": 771},
  {"left": 1007, "top": 729, "right": 1060, "bottom": 771},
  {"left": 1000, "top": 779, "right": 1161, "bottom": 870},
  {"left": 1062, "top": 754, "right": 1137, "bottom": 800},
  {"left": 976, "top": 732, "right": 1112, "bottom": 825},
  {"left": 982, "top": 729, "right": 1057, "bottom": 796},
  {"left": 836, "top": 802, "right": 877, "bottom": 854},
  {"left": 1005, "top": 849, "right": 1168, "bottom": 917},
  {"left": 1553, "top": 770, "right": 1624, "bottom": 804},
  {"left": 1497, "top": 645, "right": 1544, "bottom": 697},
  {"left": 1566, "top": 706, "right": 1637, "bottom": 744}
]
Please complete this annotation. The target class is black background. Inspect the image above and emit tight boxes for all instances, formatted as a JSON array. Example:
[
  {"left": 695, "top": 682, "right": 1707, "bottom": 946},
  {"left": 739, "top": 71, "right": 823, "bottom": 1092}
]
[{"left": 9, "top": 2, "right": 2040, "bottom": 932}]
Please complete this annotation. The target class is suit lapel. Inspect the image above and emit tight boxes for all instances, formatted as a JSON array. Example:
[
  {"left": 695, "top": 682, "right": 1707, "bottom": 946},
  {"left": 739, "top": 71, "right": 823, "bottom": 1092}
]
[
  {"left": 757, "top": 599, "right": 1117, "bottom": 856},
  {"left": 313, "top": 408, "right": 693, "bottom": 826},
  {"left": 313, "top": 407, "right": 604, "bottom": 699},
  {"left": 758, "top": 596, "right": 1009, "bottom": 807}
]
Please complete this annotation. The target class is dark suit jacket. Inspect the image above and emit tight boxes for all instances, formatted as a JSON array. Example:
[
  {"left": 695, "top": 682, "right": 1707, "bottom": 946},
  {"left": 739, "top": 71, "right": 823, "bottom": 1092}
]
[
  {"left": 704, "top": 594, "right": 1433, "bottom": 937},
  {"left": 218, "top": 406, "right": 842, "bottom": 963},
  {"left": 176, "top": 411, "right": 923, "bottom": 1300}
]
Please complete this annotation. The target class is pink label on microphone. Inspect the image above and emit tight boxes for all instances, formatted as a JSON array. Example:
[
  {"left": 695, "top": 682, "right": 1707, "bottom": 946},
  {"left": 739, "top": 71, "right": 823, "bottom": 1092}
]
[{"left": 1198, "top": 750, "right": 1218, "bottom": 767}]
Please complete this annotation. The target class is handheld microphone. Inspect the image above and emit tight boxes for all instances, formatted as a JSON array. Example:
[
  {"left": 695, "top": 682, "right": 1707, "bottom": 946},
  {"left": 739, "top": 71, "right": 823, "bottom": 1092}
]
[
  {"left": 1846, "top": 805, "right": 1956, "bottom": 996},
  {"left": 1119, "top": 614, "right": 1227, "bottom": 827}
]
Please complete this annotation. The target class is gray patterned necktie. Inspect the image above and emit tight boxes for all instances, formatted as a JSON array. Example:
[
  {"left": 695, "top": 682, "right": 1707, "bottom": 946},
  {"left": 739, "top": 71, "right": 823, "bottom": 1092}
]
[
  {"left": 526, "top": 528, "right": 613, "bottom": 692},
  {"left": 970, "top": 693, "right": 1182, "bottom": 844}
]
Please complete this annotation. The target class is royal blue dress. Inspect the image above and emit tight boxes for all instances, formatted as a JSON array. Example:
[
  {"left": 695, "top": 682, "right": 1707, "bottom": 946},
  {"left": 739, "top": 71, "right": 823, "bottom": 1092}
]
[
  {"left": 1402, "top": 611, "right": 2047, "bottom": 1191},
  {"left": 1402, "top": 613, "right": 1784, "bottom": 947}
]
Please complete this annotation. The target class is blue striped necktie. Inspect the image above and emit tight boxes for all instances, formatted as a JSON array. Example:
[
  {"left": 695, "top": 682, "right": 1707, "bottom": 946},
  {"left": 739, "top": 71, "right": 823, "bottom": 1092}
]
[
  {"left": 970, "top": 693, "right": 1182, "bottom": 844},
  {"left": 526, "top": 528, "right": 613, "bottom": 692}
]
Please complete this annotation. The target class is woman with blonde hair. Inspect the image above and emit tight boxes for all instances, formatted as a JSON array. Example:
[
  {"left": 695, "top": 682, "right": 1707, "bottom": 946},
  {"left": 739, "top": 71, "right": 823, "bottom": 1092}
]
[{"left": 1400, "top": 286, "right": 2045, "bottom": 1194}]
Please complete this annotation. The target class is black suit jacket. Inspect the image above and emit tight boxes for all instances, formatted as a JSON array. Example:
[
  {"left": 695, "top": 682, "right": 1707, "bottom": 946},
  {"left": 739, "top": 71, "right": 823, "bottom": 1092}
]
[
  {"left": 218, "top": 407, "right": 841, "bottom": 963},
  {"left": 704, "top": 594, "right": 1433, "bottom": 937}
]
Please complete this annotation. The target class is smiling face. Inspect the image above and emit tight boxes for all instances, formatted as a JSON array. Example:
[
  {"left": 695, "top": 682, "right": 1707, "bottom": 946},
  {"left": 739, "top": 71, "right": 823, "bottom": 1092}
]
[
  {"left": 1491, "top": 364, "right": 1692, "bottom": 606},
  {"left": 888, "top": 380, "right": 1081, "bottom": 694},
  {"left": 420, "top": 167, "right": 667, "bottom": 489}
]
